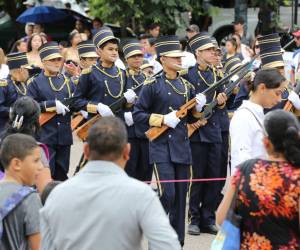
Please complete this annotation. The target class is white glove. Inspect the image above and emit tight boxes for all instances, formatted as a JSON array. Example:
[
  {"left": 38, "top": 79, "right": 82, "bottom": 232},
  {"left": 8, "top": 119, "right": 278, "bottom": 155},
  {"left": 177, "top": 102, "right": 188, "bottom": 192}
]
[
  {"left": 195, "top": 93, "right": 207, "bottom": 112},
  {"left": 55, "top": 100, "right": 70, "bottom": 116},
  {"left": 124, "top": 112, "right": 134, "bottom": 126},
  {"left": 97, "top": 103, "right": 114, "bottom": 117},
  {"left": 163, "top": 111, "right": 180, "bottom": 129},
  {"left": 288, "top": 91, "right": 300, "bottom": 110},
  {"left": 124, "top": 89, "right": 137, "bottom": 104},
  {"left": 80, "top": 110, "right": 88, "bottom": 119}
]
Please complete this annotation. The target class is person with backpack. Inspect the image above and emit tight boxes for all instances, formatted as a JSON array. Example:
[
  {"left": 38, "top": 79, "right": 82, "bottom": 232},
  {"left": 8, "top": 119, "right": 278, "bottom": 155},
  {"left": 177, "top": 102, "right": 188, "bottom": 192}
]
[{"left": 0, "top": 133, "right": 43, "bottom": 250}]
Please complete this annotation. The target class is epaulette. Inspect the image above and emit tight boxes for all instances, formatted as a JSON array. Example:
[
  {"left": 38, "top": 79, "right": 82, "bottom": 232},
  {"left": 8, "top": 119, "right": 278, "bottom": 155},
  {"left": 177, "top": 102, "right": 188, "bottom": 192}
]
[
  {"left": 81, "top": 67, "right": 92, "bottom": 75},
  {"left": 26, "top": 74, "right": 38, "bottom": 86},
  {"left": 216, "top": 69, "right": 224, "bottom": 78},
  {"left": 0, "top": 79, "right": 8, "bottom": 87},
  {"left": 181, "top": 77, "right": 195, "bottom": 90},
  {"left": 144, "top": 77, "right": 156, "bottom": 85},
  {"left": 178, "top": 68, "right": 189, "bottom": 76}
]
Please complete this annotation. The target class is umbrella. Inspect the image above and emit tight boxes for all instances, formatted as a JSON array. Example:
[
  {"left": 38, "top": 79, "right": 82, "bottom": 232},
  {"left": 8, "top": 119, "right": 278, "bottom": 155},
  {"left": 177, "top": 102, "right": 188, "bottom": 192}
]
[{"left": 17, "top": 6, "right": 67, "bottom": 24}]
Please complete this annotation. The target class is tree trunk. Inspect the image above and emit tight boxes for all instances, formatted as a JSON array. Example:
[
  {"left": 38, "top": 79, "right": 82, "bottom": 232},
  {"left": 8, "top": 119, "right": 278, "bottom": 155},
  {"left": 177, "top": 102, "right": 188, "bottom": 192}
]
[{"left": 234, "top": 0, "right": 248, "bottom": 33}]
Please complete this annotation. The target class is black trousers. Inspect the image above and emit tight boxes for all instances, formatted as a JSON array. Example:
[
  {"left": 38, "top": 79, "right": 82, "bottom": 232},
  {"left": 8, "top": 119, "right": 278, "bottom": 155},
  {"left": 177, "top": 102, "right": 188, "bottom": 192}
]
[
  {"left": 188, "top": 141, "right": 222, "bottom": 226},
  {"left": 153, "top": 161, "right": 189, "bottom": 245},
  {"left": 47, "top": 145, "right": 71, "bottom": 181},
  {"left": 125, "top": 138, "right": 153, "bottom": 182}
]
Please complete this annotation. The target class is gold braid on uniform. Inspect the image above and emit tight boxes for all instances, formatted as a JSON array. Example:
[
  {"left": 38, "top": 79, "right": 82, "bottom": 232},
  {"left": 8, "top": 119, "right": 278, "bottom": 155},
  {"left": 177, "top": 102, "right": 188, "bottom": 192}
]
[
  {"left": 13, "top": 81, "right": 27, "bottom": 95},
  {"left": 48, "top": 75, "right": 68, "bottom": 92}
]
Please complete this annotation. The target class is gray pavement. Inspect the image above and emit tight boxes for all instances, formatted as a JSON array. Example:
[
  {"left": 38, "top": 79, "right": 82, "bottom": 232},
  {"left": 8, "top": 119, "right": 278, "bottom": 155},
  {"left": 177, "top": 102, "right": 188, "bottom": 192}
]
[{"left": 69, "top": 136, "right": 215, "bottom": 250}]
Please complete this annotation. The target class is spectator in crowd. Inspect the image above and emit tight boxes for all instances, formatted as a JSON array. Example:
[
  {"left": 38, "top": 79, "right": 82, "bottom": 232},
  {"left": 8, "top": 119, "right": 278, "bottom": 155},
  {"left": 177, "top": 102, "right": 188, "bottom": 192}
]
[
  {"left": 39, "top": 32, "right": 48, "bottom": 43},
  {"left": 62, "top": 30, "right": 82, "bottom": 66},
  {"left": 232, "top": 33, "right": 252, "bottom": 62},
  {"left": 27, "top": 33, "right": 44, "bottom": 69},
  {"left": 33, "top": 24, "right": 44, "bottom": 34},
  {"left": 0, "top": 97, "right": 52, "bottom": 193},
  {"left": 0, "top": 133, "right": 43, "bottom": 250},
  {"left": 139, "top": 35, "right": 162, "bottom": 74},
  {"left": 23, "top": 0, "right": 36, "bottom": 9},
  {"left": 186, "top": 24, "right": 199, "bottom": 39},
  {"left": 75, "top": 20, "right": 85, "bottom": 33},
  {"left": 217, "top": 110, "right": 300, "bottom": 249},
  {"left": 40, "top": 117, "right": 181, "bottom": 250},
  {"left": 223, "top": 38, "right": 243, "bottom": 61},
  {"left": 251, "top": 37, "right": 262, "bottom": 70},
  {"left": 83, "top": 27, "right": 92, "bottom": 40},
  {"left": 230, "top": 68, "right": 286, "bottom": 174},
  {"left": 290, "top": 29, "right": 300, "bottom": 84},
  {"left": 92, "top": 17, "right": 103, "bottom": 35},
  {"left": 58, "top": 41, "right": 68, "bottom": 54},
  {"left": 148, "top": 23, "right": 160, "bottom": 38},
  {"left": 23, "top": 23, "right": 34, "bottom": 42},
  {"left": 232, "top": 17, "right": 252, "bottom": 46},
  {"left": 0, "top": 48, "right": 9, "bottom": 79},
  {"left": 40, "top": 181, "right": 61, "bottom": 205},
  {"left": 16, "top": 39, "right": 28, "bottom": 53}
]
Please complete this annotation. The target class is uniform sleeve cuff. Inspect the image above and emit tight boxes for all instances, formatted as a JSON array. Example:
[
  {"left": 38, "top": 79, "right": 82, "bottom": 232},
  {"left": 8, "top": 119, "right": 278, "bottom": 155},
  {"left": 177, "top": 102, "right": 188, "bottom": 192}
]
[
  {"left": 149, "top": 114, "right": 164, "bottom": 127},
  {"left": 44, "top": 101, "right": 56, "bottom": 112},
  {"left": 87, "top": 103, "right": 97, "bottom": 113}
]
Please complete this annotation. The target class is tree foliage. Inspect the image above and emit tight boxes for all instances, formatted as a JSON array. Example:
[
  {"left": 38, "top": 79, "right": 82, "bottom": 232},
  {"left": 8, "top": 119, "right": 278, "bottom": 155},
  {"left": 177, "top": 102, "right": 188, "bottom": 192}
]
[{"left": 89, "top": 0, "right": 197, "bottom": 34}]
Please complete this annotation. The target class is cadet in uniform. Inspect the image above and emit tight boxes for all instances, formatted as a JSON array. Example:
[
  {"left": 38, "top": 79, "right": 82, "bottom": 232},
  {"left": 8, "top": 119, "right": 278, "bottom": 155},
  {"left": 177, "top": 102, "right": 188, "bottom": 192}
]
[
  {"left": 133, "top": 35, "right": 206, "bottom": 246},
  {"left": 122, "top": 40, "right": 152, "bottom": 181},
  {"left": 27, "top": 42, "right": 74, "bottom": 181},
  {"left": 140, "top": 59, "right": 154, "bottom": 77},
  {"left": 78, "top": 40, "right": 99, "bottom": 69},
  {"left": 182, "top": 33, "right": 227, "bottom": 236},
  {"left": 72, "top": 28, "right": 136, "bottom": 121},
  {"left": 0, "top": 52, "right": 32, "bottom": 131}
]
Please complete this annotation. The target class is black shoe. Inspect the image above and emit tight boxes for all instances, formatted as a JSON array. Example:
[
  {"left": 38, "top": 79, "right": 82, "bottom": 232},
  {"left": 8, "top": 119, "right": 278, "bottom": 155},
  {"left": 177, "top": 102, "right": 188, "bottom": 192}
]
[
  {"left": 201, "top": 225, "right": 218, "bottom": 235},
  {"left": 187, "top": 224, "right": 201, "bottom": 235}
]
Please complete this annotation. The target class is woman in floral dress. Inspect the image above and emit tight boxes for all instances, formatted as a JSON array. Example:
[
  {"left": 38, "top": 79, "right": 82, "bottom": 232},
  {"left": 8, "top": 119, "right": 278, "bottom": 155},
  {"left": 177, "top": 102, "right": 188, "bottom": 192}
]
[{"left": 217, "top": 110, "right": 300, "bottom": 250}]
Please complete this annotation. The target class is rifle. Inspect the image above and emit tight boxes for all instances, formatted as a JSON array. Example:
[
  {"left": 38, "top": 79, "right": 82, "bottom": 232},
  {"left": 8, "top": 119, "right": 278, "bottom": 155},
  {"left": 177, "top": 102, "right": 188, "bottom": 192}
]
[
  {"left": 283, "top": 81, "right": 300, "bottom": 112},
  {"left": 145, "top": 60, "right": 253, "bottom": 141},
  {"left": 187, "top": 66, "right": 251, "bottom": 137},
  {"left": 39, "top": 97, "right": 75, "bottom": 126},
  {"left": 71, "top": 113, "right": 84, "bottom": 131},
  {"left": 74, "top": 71, "right": 164, "bottom": 141}
]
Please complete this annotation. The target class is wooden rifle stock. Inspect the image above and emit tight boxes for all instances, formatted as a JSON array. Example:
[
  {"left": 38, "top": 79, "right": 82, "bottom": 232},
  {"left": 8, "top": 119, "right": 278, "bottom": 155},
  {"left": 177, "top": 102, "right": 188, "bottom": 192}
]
[
  {"left": 39, "top": 97, "right": 75, "bottom": 126},
  {"left": 71, "top": 114, "right": 84, "bottom": 131},
  {"left": 74, "top": 71, "right": 163, "bottom": 141},
  {"left": 284, "top": 80, "right": 300, "bottom": 111},
  {"left": 187, "top": 67, "right": 251, "bottom": 137},
  {"left": 39, "top": 112, "right": 56, "bottom": 126}
]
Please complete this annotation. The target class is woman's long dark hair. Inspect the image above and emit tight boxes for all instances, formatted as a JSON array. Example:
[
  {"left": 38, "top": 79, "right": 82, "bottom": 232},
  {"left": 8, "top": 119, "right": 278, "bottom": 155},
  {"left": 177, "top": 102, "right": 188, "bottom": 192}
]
[
  {"left": 4, "top": 96, "right": 40, "bottom": 138},
  {"left": 264, "top": 110, "right": 300, "bottom": 167}
]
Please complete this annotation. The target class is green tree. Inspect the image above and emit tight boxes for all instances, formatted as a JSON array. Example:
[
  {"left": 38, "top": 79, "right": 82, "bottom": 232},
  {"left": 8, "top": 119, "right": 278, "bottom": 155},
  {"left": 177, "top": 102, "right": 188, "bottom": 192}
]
[{"left": 88, "top": 0, "right": 195, "bottom": 34}]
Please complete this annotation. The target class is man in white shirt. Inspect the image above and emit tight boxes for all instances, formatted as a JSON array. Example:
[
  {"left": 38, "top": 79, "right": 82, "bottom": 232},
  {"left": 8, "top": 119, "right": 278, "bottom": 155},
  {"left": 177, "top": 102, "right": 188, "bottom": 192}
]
[
  {"left": 230, "top": 69, "right": 286, "bottom": 174},
  {"left": 40, "top": 117, "right": 181, "bottom": 250}
]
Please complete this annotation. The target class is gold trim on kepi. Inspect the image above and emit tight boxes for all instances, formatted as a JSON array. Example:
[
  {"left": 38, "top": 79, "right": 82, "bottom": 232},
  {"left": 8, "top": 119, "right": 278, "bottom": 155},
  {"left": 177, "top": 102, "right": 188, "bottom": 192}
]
[
  {"left": 160, "top": 50, "right": 184, "bottom": 57},
  {"left": 262, "top": 61, "right": 285, "bottom": 69},
  {"left": 80, "top": 52, "right": 99, "bottom": 58},
  {"left": 7, "top": 52, "right": 31, "bottom": 70},
  {"left": 140, "top": 61, "right": 153, "bottom": 70},
  {"left": 93, "top": 27, "right": 120, "bottom": 48},
  {"left": 125, "top": 50, "right": 143, "bottom": 59},
  {"left": 42, "top": 53, "right": 63, "bottom": 61},
  {"left": 188, "top": 33, "right": 214, "bottom": 53},
  {"left": 154, "top": 35, "right": 183, "bottom": 58}
]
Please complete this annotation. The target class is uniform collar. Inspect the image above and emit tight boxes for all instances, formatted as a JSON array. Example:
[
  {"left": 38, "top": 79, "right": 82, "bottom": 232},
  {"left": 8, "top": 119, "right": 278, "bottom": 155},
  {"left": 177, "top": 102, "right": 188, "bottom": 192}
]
[
  {"left": 197, "top": 63, "right": 210, "bottom": 72},
  {"left": 81, "top": 160, "right": 126, "bottom": 176},
  {"left": 128, "top": 68, "right": 141, "bottom": 76}
]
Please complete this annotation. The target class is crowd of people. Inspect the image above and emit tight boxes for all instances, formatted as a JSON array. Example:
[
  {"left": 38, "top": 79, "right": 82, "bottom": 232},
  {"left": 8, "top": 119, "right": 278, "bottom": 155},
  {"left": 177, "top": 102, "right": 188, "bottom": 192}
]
[{"left": 0, "top": 5, "right": 299, "bottom": 250}]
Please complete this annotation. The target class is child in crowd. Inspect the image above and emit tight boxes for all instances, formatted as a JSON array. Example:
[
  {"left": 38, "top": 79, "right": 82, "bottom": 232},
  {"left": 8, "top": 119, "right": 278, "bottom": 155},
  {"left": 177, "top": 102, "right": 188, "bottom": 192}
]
[{"left": 0, "top": 133, "right": 43, "bottom": 250}]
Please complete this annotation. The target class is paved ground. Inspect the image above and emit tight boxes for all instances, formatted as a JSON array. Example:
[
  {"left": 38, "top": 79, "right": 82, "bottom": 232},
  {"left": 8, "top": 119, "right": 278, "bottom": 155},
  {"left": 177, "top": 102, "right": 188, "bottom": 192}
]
[{"left": 69, "top": 136, "right": 216, "bottom": 250}]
